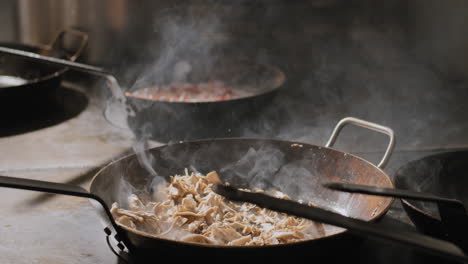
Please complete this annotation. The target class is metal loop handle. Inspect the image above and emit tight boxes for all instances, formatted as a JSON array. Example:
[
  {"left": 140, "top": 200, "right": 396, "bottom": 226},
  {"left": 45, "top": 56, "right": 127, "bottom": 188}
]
[
  {"left": 325, "top": 117, "right": 395, "bottom": 169},
  {"left": 46, "top": 28, "right": 89, "bottom": 61},
  {"left": 0, "top": 46, "right": 135, "bottom": 129}
]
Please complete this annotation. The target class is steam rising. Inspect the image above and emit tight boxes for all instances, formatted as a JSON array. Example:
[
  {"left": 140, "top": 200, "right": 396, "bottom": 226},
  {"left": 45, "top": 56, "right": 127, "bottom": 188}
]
[
  {"left": 132, "top": 7, "right": 227, "bottom": 89},
  {"left": 103, "top": 2, "right": 467, "bottom": 214},
  {"left": 221, "top": 146, "right": 285, "bottom": 190},
  {"left": 122, "top": 6, "right": 232, "bottom": 182},
  {"left": 219, "top": 146, "right": 352, "bottom": 216}
]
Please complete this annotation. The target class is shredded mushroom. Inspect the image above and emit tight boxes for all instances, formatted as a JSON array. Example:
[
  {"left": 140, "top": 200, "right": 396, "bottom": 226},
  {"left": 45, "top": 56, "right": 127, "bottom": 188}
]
[{"left": 111, "top": 170, "right": 324, "bottom": 246}]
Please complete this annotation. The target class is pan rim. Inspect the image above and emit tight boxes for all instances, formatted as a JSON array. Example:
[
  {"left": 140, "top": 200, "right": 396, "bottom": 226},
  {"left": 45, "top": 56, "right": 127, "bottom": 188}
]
[
  {"left": 394, "top": 150, "right": 468, "bottom": 223},
  {"left": 91, "top": 137, "right": 394, "bottom": 248},
  {"left": 400, "top": 198, "right": 440, "bottom": 221},
  {"left": 124, "top": 65, "right": 286, "bottom": 105}
]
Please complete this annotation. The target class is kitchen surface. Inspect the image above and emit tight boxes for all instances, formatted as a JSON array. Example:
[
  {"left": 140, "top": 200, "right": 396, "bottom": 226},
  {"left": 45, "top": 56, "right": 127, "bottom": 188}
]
[{"left": 1, "top": 1, "right": 468, "bottom": 263}]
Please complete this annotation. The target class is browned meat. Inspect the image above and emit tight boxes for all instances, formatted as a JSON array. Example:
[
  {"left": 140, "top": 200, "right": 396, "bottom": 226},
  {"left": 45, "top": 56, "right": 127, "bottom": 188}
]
[
  {"left": 125, "top": 81, "right": 235, "bottom": 102},
  {"left": 111, "top": 170, "right": 324, "bottom": 246}
]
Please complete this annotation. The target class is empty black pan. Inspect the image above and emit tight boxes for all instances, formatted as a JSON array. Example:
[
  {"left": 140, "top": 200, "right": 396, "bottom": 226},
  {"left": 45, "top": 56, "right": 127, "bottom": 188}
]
[
  {"left": 322, "top": 181, "right": 468, "bottom": 254},
  {"left": 394, "top": 151, "right": 468, "bottom": 241},
  {"left": 0, "top": 29, "right": 87, "bottom": 111}
]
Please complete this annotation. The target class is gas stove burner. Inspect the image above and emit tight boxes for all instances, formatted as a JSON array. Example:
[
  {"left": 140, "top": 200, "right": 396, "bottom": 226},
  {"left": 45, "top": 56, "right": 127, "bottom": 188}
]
[{"left": 0, "top": 86, "right": 88, "bottom": 137}]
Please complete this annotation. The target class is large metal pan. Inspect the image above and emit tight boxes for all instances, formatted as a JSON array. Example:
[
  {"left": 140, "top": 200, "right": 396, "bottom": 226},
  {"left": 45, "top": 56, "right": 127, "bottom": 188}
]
[
  {"left": 0, "top": 117, "right": 395, "bottom": 258},
  {"left": 125, "top": 63, "right": 285, "bottom": 142},
  {"left": 0, "top": 29, "right": 88, "bottom": 108},
  {"left": 394, "top": 151, "right": 468, "bottom": 241}
]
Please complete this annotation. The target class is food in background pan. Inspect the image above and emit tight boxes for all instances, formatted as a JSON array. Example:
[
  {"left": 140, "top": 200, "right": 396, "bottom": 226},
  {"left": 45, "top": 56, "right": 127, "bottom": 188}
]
[
  {"left": 125, "top": 81, "right": 236, "bottom": 102},
  {"left": 111, "top": 170, "right": 325, "bottom": 246}
]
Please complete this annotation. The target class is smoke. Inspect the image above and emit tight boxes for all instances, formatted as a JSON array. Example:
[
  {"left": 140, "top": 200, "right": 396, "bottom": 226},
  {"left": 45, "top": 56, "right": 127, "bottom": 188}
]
[
  {"left": 234, "top": 1, "right": 467, "bottom": 156},
  {"left": 109, "top": 3, "right": 284, "bottom": 179},
  {"left": 132, "top": 125, "right": 158, "bottom": 178},
  {"left": 218, "top": 144, "right": 354, "bottom": 215},
  {"left": 110, "top": 5, "right": 232, "bottom": 182},
  {"left": 104, "top": 2, "right": 468, "bottom": 215},
  {"left": 131, "top": 6, "right": 228, "bottom": 90},
  {"left": 220, "top": 146, "right": 286, "bottom": 190}
]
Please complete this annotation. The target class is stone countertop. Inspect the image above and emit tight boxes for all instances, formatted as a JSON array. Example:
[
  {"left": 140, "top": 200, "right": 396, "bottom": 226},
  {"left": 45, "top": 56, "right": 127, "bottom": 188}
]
[
  {"left": 0, "top": 83, "right": 134, "bottom": 264},
  {"left": 0, "top": 168, "right": 118, "bottom": 264},
  {"left": 0, "top": 83, "right": 134, "bottom": 172}
]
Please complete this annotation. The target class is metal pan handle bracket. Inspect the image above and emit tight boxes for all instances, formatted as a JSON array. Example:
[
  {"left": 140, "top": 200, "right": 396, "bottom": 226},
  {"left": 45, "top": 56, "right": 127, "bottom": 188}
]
[
  {"left": 326, "top": 117, "right": 395, "bottom": 169},
  {"left": 104, "top": 227, "right": 130, "bottom": 263}
]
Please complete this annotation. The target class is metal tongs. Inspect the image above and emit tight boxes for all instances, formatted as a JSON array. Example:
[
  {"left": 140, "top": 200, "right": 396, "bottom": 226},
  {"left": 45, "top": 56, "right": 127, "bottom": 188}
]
[
  {"left": 323, "top": 182, "right": 468, "bottom": 253},
  {"left": 213, "top": 184, "right": 468, "bottom": 262}
]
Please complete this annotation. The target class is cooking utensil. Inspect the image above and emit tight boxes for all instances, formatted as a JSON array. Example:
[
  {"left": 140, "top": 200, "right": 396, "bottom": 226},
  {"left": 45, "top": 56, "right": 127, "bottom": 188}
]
[
  {"left": 0, "top": 117, "right": 394, "bottom": 257},
  {"left": 393, "top": 151, "right": 468, "bottom": 241},
  {"left": 323, "top": 182, "right": 465, "bottom": 205},
  {"left": 0, "top": 29, "right": 88, "bottom": 137},
  {"left": 323, "top": 182, "right": 468, "bottom": 251},
  {"left": 0, "top": 45, "right": 124, "bottom": 98},
  {"left": 0, "top": 44, "right": 134, "bottom": 133},
  {"left": 212, "top": 184, "right": 467, "bottom": 262},
  {"left": 0, "top": 29, "right": 88, "bottom": 104},
  {"left": 125, "top": 63, "right": 285, "bottom": 142},
  {"left": 0, "top": 45, "right": 285, "bottom": 142}
]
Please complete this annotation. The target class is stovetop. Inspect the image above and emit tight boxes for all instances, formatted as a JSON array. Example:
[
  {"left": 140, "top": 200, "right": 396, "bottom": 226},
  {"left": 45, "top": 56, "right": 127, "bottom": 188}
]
[
  {"left": 2, "top": 18, "right": 468, "bottom": 262},
  {"left": 0, "top": 82, "right": 135, "bottom": 264},
  {"left": 0, "top": 92, "right": 462, "bottom": 264}
]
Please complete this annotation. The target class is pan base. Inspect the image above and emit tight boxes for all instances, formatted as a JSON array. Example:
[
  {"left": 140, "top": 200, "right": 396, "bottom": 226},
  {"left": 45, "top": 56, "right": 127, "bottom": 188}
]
[{"left": 0, "top": 86, "right": 88, "bottom": 137}]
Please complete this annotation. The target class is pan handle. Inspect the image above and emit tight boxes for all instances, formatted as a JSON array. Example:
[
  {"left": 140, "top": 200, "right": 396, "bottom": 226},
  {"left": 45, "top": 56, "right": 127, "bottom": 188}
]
[
  {"left": 325, "top": 117, "right": 395, "bottom": 169},
  {"left": 0, "top": 46, "right": 131, "bottom": 112},
  {"left": 47, "top": 28, "right": 89, "bottom": 61},
  {"left": 0, "top": 175, "right": 122, "bottom": 240}
]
